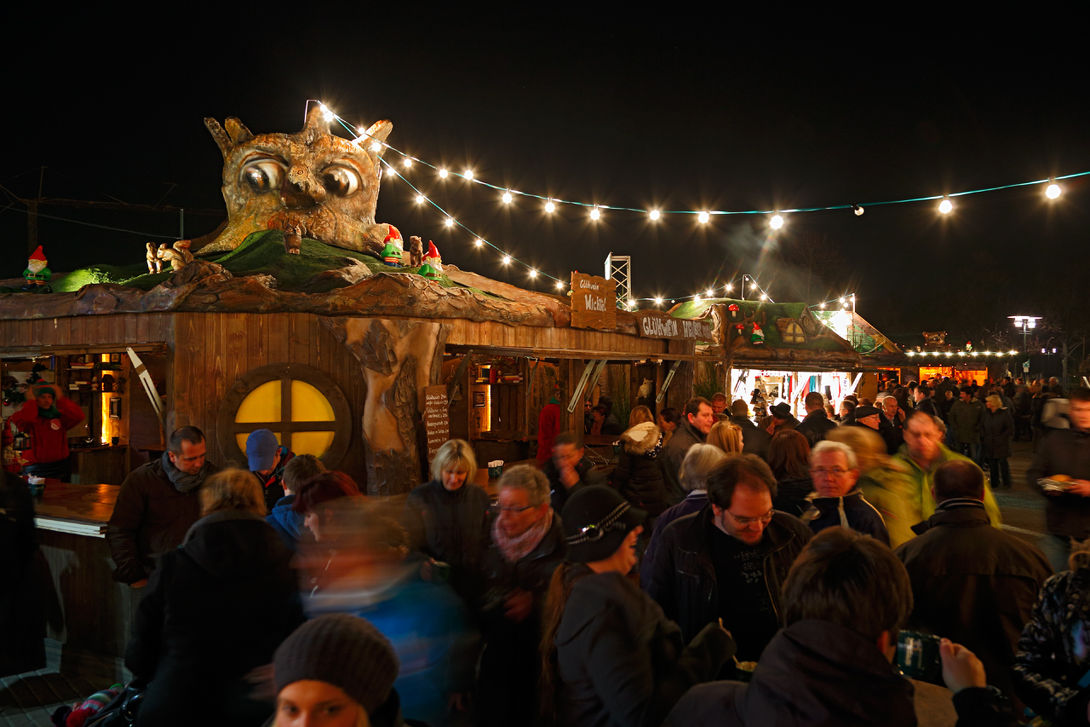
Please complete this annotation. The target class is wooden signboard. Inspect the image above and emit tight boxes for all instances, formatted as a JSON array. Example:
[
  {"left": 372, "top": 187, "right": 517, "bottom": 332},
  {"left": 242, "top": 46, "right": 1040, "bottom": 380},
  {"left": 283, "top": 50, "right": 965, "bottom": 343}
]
[
  {"left": 635, "top": 310, "right": 714, "bottom": 340},
  {"left": 423, "top": 384, "right": 449, "bottom": 464},
  {"left": 570, "top": 272, "right": 617, "bottom": 331}
]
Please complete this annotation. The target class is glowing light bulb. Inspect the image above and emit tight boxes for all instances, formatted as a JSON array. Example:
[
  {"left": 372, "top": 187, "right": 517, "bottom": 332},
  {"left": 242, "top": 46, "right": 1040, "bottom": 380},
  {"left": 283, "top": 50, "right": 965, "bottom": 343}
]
[
  {"left": 473, "top": 238, "right": 483, "bottom": 247},
  {"left": 649, "top": 209, "right": 661, "bottom": 221},
  {"left": 501, "top": 255, "right": 511, "bottom": 265},
  {"left": 319, "top": 103, "right": 333, "bottom": 120},
  {"left": 693, "top": 295, "right": 702, "bottom": 304},
  {"left": 356, "top": 126, "right": 366, "bottom": 136},
  {"left": 770, "top": 213, "right": 784, "bottom": 230},
  {"left": 705, "top": 288, "right": 714, "bottom": 297},
  {"left": 819, "top": 302, "right": 825, "bottom": 309},
  {"left": 1046, "top": 182, "right": 1062, "bottom": 199},
  {"left": 502, "top": 190, "right": 513, "bottom": 204},
  {"left": 369, "top": 141, "right": 382, "bottom": 153},
  {"left": 654, "top": 297, "right": 664, "bottom": 305},
  {"left": 839, "top": 297, "right": 846, "bottom": 305},
  {"left": 555, "top": 281, "right": 564, "bottom": 291},
  {"left": 627, "top": 299, "right": 635, "bottom": 308},
  {"left": 403, "top": 158, "right": 413, "bottom": 169},
  {"left": 750, "top": 282, "right": 758, "bottom": 291},
  {"left": 590, "top": 206, "right": 601, "bottom": 220},
  {"left": 760, "top": 293, "right": 768, "bottom": 301},
  {"left": 415, "top": 194, "right": 425, "bottom": 205},
  {"left": 438, "top": 168, "right": 449, "bottom": 179},
  {"left": 853, "top": 204, "right": 864, "bottom": 216},
  {"left": 938, "top": 197, "right": 953, "bottom": 214},
  {"left": 698, "top": 211, "right": 710, "bottom": 224},
  {"left": 464, "top": 169, "right": 474, "bottom": 181},
  {"left": 529, "top": 269, "right": 538, "bottom": 279},
  {"left": 724, "top": 283, "right": 733, "bottom": 292},
  {"left": 444, "top": 217, "right": 455, "bottom": 228},
  {"left": 545, "top": 200, "right": 556, "bottom": 213}
]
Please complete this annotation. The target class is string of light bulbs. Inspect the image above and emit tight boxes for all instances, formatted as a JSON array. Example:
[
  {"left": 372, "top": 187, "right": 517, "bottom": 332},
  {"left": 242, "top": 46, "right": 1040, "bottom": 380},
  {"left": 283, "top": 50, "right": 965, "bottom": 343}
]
[{"left": 310, "top": 100, "right": 1085, "bottom": 307}]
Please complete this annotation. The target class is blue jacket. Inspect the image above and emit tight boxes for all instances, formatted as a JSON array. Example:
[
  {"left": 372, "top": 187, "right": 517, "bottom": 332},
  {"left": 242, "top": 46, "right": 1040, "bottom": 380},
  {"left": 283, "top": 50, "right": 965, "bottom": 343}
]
[
  {"left": 265, "top": 495, "right": 305, "bottom": 551},
  {"left": 803, "top": 490, "right": 890, "bottom": 545}
]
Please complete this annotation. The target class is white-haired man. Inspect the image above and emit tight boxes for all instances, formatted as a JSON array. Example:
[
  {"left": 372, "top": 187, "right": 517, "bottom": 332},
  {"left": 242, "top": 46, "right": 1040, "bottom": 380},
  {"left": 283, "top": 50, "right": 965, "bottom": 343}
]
[{"left": 805, "top": 440, "right": 890, "bottom": 544}]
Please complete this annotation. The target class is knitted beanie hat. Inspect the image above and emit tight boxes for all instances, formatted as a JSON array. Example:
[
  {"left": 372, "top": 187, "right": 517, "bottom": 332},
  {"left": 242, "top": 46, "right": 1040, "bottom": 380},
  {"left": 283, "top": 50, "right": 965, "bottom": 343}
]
[
  {"left": 562, "top": 485, "right": 646, "bottom": 563},
  {"left": 273, "top": 614, "right": 399, "bottom": 713}
]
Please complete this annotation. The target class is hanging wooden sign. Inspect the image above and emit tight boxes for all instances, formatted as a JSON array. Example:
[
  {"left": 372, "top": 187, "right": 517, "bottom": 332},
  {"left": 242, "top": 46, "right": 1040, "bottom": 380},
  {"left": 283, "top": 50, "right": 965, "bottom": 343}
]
[
  {"left": 635, "top": 310, "right": 714, "bottom": 340},
  {"left": 570, "top": 272, "right": 617, "bottom": 331}
]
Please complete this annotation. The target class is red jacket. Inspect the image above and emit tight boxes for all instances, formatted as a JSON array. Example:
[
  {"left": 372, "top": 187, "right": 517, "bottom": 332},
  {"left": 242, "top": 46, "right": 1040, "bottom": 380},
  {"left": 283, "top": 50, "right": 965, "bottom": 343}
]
[{"left": 9, "top": 395, "right": 84, "bottom": 464}]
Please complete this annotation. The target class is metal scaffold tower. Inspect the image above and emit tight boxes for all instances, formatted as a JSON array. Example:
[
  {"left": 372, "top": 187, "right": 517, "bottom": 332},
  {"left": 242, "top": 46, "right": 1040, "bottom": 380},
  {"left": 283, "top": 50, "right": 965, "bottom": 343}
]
[{"left": 604, "top": 253, "right": 631, "bottom": 308}]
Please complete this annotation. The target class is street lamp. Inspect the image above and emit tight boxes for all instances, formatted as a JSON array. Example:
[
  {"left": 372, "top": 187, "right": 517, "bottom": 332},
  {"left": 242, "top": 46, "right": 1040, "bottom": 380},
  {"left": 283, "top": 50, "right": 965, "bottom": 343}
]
[{"left": 1009, "top": 315, "right": 1041, "bottom": 352}]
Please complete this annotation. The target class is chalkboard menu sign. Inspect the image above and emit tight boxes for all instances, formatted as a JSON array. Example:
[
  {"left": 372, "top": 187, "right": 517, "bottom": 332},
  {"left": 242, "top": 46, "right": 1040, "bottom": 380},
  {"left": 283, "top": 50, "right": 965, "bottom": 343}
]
[
  {"left": 570, "top": 272, "right": 617, "bottom": 331},
  {"left": 423, "top": 385, "right": 450, "bottom": 464}
]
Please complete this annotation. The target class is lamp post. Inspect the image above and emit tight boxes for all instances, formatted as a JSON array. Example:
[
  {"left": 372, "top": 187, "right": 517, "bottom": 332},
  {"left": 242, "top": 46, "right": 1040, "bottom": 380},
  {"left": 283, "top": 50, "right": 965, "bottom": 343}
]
[{"left": 1009, "top": 315, "right": 1041, "bottom": 352}]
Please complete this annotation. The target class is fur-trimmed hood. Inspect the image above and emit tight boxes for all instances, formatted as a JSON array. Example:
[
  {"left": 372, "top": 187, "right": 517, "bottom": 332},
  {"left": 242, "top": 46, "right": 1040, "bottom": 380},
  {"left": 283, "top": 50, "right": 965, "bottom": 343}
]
[{"left": 620, "top": 421, "right": 663, "bottom": 455}]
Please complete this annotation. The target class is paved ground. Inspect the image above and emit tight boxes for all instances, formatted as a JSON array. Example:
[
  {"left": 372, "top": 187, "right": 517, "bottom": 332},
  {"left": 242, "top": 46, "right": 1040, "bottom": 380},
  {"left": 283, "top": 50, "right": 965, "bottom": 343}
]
[{"left": 1, "top": 440, "right": 1051, "bottom": 723}]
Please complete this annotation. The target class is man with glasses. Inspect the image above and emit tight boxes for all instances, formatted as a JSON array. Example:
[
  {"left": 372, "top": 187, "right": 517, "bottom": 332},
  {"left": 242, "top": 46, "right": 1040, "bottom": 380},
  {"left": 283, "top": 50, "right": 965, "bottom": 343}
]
[
  {"left": 804, "top": 441, "right": 889, "bottom": 544},
  {"left": 645, "top": 454, "right": 811, "bottom": 664}
]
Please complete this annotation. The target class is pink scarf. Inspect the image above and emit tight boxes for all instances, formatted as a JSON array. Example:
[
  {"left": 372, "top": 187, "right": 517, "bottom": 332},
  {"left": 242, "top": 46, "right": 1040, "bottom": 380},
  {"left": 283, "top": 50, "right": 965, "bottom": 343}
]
[{"left": 493, "top": 509, "right": 553, "bottom": 563}]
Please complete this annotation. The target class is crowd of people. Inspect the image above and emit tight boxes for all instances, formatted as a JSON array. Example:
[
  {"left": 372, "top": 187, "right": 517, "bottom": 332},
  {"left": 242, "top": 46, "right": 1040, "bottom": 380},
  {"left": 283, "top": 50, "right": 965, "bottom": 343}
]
[{"left": 8, "top": 374, "right": 1090, "bottom": 726}]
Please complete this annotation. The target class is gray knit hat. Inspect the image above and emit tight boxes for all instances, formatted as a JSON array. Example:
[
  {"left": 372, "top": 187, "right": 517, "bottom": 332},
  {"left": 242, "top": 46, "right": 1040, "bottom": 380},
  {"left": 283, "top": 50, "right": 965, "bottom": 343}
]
[{"left": 273, "top": 614, "right": 399, "bottom": 713}]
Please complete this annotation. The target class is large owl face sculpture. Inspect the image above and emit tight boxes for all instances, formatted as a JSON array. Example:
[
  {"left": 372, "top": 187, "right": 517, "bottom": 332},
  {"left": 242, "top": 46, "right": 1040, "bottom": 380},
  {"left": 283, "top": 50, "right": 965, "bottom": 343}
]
[{"left": 197, "top": 107, "right": 394, "bottom": 256}]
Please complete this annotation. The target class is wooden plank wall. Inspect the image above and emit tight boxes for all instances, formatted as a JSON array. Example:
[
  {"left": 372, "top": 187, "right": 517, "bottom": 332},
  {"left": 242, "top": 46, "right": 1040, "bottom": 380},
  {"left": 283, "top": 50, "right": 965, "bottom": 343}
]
[
  {"left": 171, "top": 312, "right": 368, "bottom": 480},
  {"left": 0, "top": 313, "right": 172, "bottom": 351},
  {"left": 443, "top": 319, "right": 679, "bottom": 358}
]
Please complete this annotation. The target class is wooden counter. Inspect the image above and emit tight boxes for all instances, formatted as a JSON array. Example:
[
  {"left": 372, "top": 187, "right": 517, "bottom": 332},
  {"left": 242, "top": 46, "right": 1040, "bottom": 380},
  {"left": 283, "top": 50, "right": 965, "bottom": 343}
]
[
  {"left": 35, "top": 481, "right": 119, "bottom": 537},
  {"left": 31, "top": 481, "right": 134, "bottom": 658}
]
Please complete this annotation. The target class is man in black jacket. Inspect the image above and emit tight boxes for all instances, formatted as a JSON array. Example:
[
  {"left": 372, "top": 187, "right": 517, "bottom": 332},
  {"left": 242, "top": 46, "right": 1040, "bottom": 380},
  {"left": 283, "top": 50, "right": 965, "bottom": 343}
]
[
  {"left": 1028, "top": 386, "right": 1090, "bottom": 571},
  {"left": 796, "top": 391, "right": 837, "bottom": 446},
  {"left": 660, "top": 397, "right": 715, "bottom": 503},
  {"left": 645, "top": 454, "right": 811, "bottom": 661},
  {"left": 542, "top": 431, "right": 605, "bottom": 514},
  {"left": 106, "top": 426, "right": 219, "bottom": 587},
  {"left": 896, "top": 460, "right": 1051, "bottom": 706}
]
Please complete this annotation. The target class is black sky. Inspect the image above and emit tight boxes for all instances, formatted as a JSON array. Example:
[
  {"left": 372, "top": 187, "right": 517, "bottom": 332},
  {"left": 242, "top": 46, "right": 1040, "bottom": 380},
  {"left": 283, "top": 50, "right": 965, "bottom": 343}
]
[{"left": 5, "top": 9, "right": 1088, "bottom": 346}]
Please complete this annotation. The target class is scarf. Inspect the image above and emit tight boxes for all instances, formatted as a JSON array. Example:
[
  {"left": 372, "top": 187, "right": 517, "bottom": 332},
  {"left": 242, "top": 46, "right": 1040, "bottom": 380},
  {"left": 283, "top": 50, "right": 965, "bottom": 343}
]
[
  {"left": 33, "top": 385, "right": 60, "bottom": 419},
  {"left": 161, "top": 450, "right": 210, "bottom": 493},
  {"left": 493, "top": 509, "right": 553, "bottom": 564}
]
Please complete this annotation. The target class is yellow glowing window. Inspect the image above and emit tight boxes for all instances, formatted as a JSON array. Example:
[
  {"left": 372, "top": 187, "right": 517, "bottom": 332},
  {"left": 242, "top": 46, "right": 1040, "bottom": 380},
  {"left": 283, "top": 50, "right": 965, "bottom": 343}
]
[{"left": 230, "top": 374, "right": 339, "bottom": 459}]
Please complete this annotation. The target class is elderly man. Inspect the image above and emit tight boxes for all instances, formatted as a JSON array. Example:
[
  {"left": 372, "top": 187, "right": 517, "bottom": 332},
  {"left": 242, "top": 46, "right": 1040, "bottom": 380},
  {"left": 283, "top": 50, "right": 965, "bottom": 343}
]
[
  {"left": 660, "top": 396, "right": 716, "bottom": 503},
  {"left": 891, "top": 411, "right": 1001, "bottom": 528},
  {"left": 478, "top": 465, "right": 566, "bottom": 726},
  {"left": 106, "top": 426, "right": 219, "bottom": 587},
  {"left": 805, "top": 440, "right": 889, "bottom": 544},
  {"left": 853, "top": 403, "right": 901, "bottom": 454},
  {"left": 896, "top": 460, "right": 1050, "bottom": 708},
  {"left": 646, "top": 454, "right": 811, "bottom": 662}
]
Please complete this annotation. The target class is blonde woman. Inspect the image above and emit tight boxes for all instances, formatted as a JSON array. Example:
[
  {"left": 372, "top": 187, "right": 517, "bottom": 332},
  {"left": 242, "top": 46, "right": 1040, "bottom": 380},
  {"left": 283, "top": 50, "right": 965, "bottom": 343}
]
[
  {"left": 126, "top": 468, "right": 303, "bottom": 725},
  {"left": 706, "top": 419, "right": 744, "bottom": 454},
  {"left": 404, "top": 438, "right": 489, "bottom": 601}
]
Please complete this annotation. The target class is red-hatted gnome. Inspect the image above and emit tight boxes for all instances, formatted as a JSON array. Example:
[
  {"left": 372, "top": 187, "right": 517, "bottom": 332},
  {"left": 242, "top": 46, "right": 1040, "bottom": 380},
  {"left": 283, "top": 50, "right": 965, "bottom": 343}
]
[
  {"left": 381, "top": 225, "right": 404, "bottom": 266},
  {"left": 22, "top": 246, "right": 52, "bottom": 292}
]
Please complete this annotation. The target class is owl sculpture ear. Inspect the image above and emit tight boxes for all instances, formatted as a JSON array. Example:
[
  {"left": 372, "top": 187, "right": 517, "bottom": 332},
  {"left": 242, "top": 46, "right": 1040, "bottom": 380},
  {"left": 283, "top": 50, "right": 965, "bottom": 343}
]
[
  {"left": 203, "top": 117, "right": 255, "bottom": 158},
  {"left": 362, "top": 119, "right": 393, "bottom": 157}
]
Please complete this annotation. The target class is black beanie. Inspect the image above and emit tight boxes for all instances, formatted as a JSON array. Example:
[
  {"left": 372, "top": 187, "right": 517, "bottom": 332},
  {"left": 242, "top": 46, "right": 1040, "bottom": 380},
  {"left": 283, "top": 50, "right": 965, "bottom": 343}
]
[{"left": 273, "top": 614, "right": 399, "bottom": 714}]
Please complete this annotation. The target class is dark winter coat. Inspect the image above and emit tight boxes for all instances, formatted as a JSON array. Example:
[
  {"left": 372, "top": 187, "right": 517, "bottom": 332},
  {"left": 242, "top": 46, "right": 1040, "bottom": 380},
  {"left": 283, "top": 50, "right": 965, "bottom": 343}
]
[
  {"left": 640, "top": 491, "right": 707, "bottom": 588},
  {"left": 795, "top": 409, "right": 837, "bottom": 447},
  {"left": 660, "top": 419, "right": 706, "bottom": 504},
  {"left": 612, "top": 422, "right": 669, "bottom": 516},
  {"left": 126, "top": 511, "right": 304, "bottom": 727},
  {"left": 803, "top": 490, "right": 890, "bottom": 545},
  {"left": 0, "top": 471, "right": 45, "bottom": 676},
  {"left": 1014, "top": 568, "right": 1090, "bottom": 724},
  {"left": 552, "top": 565, "right": 733, "bottom": 727},
  {"left": 404, "top": 479, "right": 491, "bottom": 602},
  {"left": 896, "top": 499, "right": 1051, "bottom": 702},
  {"left": 729, "top": 415, "right": 770, "bottom": 459},
  {"left": 773, "top": 476, "right": 813, "bottom": 517},
  {"left": 1027, "top": 427, "right": 1090, "bottom": 539},
  {"left": 948, "top": 400, "right": 984, "bottom": 444},
  {"left": 544, "top": 456, "right": 607, "bottom": 515},
  {"left": 663, "top": 620, "right": 1014, "bottom": 727},
  {"left": 645, "top": 507, "right": 812, "bottom": 643},
  {"left": 478, "top": 515, "right": 566, "bottom": 727},
  {"left": 105, "top": 458, "right": 217, "bottom": 584},
  {"left": 981, "top": 408, "right": 1015, "bottom": 459}
]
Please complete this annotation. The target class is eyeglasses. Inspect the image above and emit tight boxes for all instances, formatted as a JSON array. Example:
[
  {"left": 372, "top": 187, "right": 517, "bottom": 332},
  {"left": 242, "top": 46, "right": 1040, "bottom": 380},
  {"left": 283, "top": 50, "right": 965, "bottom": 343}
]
[
  {"left": 725, "top": 509, "right": 774, "bottom": 527},
  {"left": 491, "top": 503, "right": 537, "bottom": 514},
  {"left": 811, "top": 467, "right": 851, "bottom": 477}
]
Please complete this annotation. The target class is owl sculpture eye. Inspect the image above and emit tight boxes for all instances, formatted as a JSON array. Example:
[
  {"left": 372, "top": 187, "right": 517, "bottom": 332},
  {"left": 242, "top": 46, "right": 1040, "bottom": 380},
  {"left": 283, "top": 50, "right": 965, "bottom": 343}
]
[
  {"left": 321, "top": 164, "right": 362, "bottom": 197},
  {"left": 241, "top": 158, "right": 286, "bottom": 192}
]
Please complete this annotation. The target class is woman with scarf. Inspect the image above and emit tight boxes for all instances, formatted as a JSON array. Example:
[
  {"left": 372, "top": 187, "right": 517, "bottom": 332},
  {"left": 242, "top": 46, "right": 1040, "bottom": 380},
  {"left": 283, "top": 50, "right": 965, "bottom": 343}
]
[
  {"left": 9, "top": 383, "right": 84, "bottom": 481},
  {"left": 477, "top": 465, "right": 566, "bottom": 727}
]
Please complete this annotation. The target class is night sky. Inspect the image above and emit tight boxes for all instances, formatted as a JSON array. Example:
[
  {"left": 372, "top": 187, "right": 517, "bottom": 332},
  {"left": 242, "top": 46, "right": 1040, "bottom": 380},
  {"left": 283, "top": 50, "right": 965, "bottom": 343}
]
[{"left": 5, "top": 10, "right": 1088, "bottom": 348}]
